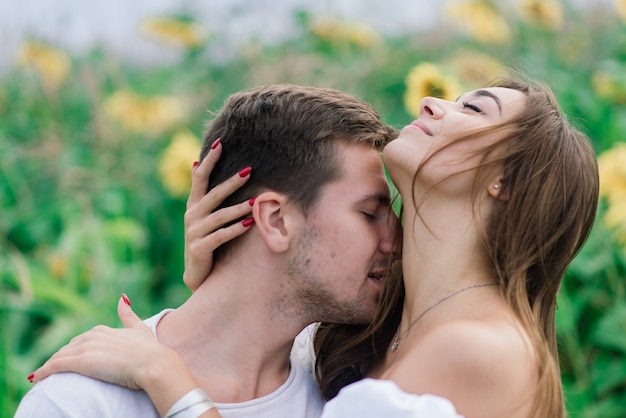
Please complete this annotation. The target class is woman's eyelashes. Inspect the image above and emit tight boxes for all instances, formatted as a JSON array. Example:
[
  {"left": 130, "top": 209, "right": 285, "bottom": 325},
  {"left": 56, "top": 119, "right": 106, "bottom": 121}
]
[{"left": 462, "top": 101, "right": 484, "bottom": 114}]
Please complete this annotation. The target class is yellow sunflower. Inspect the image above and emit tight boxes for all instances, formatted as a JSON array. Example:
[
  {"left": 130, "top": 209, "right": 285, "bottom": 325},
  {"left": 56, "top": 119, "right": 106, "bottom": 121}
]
[
  {"left": 614, "top": 0, "right": 626, "bottom": 22},
  {"left": 599, "top": 143, "right": 626, "bottom": 200},
  {"left": 16, "top": 39, "right": 70, "bottom": 90},
  {"left": 445, "top": 50, "right": 509, "bottom": 88},
  {"left": 104, "top": 90, "right": 187, "bottom": 135},
  {"left": 159, "top": 130, "right": 202, "bottom": 198},
  {"left": 404, "top": 63, "right": 461, "bottom": 118},
  {"left": 47, "top": 251, "right": 69, "bottom": 279},
  {"left": 592, "top": 66, "right": 626, "bottom": 105},
  {"left": 139, "top": 17, "right": 209, "bottom": 48},
  {"left": 519, "top": 0, "right": 564, "bottom": 30},
  {"left": 598, "top": 143, "right": 626, "bottom": 243},
  {"left": 445, "top": 0, "right": 512, "bottom": 44},
  {"left": 310, "top": 17, "right": 380, "bottom": 49}
]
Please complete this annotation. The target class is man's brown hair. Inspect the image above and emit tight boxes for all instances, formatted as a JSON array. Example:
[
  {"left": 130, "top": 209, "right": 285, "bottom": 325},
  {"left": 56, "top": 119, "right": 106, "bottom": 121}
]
[{"left": 198, "top": 84, "right": 396, "bottom": 263}]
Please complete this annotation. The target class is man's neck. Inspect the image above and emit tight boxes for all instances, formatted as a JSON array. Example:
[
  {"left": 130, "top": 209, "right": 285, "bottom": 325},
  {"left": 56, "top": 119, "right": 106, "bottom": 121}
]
[{"left": 155, "top": 263, "right": 309, "bottom": 403}]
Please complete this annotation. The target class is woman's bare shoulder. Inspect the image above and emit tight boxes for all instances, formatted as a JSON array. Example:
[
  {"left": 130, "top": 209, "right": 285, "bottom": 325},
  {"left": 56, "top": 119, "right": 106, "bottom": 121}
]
[{"left": 386, "top": 320, "right": 536, "bottom": 418}]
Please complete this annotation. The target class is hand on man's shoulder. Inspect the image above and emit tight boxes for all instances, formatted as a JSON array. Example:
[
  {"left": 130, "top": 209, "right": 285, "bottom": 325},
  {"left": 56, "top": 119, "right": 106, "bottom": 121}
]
[{"left": 15, "top": 372, "right": 159, "bottom": 418}]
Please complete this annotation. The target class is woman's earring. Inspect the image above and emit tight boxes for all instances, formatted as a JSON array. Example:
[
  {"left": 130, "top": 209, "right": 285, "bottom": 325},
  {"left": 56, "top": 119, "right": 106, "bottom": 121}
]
[{"left": 493, "top": 183, "right": 500, "bottom": 190}]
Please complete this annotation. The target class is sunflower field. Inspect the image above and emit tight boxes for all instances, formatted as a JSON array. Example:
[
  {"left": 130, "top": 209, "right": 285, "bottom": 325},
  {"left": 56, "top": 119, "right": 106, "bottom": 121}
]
[{"left": 2, "top": 0, "right": 626, "bottom": 416}]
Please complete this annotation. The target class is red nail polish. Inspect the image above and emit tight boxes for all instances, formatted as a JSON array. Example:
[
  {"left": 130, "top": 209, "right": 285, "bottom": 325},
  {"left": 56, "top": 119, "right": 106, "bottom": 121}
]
[
  {"left": 248, "top": 196, "right": 257, "bottom": 206},
  {"left": 211, "top": 138, "right": 221, "bottom": 150},
  {"left": 27, "top": 373, "right": 34, "bottom": 383},
  {"left": 122, "top": 294, "right": 131, "bottom": 307},
  {"left": 242, "top": 217, "right": 255, "bottom": 227},
  {"left": 192, "top": 161, "right": 199, "bottom": 168},
  {"left": 238, "top": 166, "right": 252, "bottom": 178}
]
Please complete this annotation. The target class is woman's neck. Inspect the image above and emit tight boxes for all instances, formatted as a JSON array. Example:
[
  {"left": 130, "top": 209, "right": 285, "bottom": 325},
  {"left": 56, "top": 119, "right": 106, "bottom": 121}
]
[{"left": 398, "top": 196, "right": 497, "bottom": 332}]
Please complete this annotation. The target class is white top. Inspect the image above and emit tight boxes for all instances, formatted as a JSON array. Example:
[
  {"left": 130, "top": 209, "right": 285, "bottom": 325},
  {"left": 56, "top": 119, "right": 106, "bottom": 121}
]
[
  {"left": 322, "top": 379, "right": 465, "bottom": 418},
  {"left": 15, "top": 310, "right": 324, "bottom": 418},
  {"left": 16, "top": 315, "right": 463, "bottom": 417}
]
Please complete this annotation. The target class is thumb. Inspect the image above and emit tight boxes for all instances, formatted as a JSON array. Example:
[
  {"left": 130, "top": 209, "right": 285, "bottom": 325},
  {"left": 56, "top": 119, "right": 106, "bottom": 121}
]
[{"left": 117, "top": 294, "right": 144, "bottom": 329}]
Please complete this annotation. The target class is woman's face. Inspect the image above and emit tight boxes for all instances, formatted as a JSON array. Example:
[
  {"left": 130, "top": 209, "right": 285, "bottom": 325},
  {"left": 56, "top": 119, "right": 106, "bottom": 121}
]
[{"left": 383, "top": 87, "right": 526, "bottom": 197}]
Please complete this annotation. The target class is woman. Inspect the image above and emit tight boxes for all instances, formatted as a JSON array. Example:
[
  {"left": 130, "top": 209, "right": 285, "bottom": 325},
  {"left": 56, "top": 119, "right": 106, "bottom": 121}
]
[{"left": 29, "top": 77, "right": 599, "bottom": 417}]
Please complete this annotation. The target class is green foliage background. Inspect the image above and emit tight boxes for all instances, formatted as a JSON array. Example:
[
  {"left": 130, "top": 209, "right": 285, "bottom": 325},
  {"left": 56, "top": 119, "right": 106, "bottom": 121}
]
[{"left": 2, "top": 3, "right": 626, "bottom": 417}]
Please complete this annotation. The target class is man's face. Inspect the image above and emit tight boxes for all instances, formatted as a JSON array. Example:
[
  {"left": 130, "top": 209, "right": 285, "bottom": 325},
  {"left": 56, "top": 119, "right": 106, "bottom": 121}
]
[{"left": 288, "top": 142, "right": 395, "bottom": 325}]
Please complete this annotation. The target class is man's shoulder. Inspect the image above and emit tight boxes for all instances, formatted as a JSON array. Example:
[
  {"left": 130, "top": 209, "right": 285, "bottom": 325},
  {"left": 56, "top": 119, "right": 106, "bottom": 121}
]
[{"left": 15, "top": 371, "right": 158, "bottom": 418}]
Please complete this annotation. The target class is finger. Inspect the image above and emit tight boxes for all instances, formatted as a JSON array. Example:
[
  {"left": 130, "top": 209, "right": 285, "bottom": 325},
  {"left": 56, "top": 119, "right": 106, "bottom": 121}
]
[
  {"left": 32, "top": 354, "right": 82, "bottom": 382},
  {"left": 190, "top": 217, "right": 255, "bottom": 257},
  {"left": 117, "top": 294, "right": 146, "bottom": 330},
  {"left": 188, "top": 138, "right": 222, "bottom": 207},
  {"left": 30, "top": 335, "right": 111, "bottom": 382},
  {"left": 185, "top": 167, "right": 252, "bottom": 229},
  {"left": 188, "top": 199, "right": 254, "bottom": 245},
  {"left": 201, "top": 167, "right": 253, "bottom": 211}
]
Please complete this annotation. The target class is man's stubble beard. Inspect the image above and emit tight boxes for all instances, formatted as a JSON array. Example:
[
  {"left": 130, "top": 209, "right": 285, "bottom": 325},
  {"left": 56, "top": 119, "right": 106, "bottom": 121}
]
[{"left": 284, "top": 222, "right": 378, "bottom": 325}]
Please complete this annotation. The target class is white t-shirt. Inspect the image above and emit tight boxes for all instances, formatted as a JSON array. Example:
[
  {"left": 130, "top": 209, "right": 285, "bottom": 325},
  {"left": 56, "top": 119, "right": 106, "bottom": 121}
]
[
  {"left": 321, "top": 379, "right": 464, "bottom": 418},
  {"left": 15, "top": 310, "right": 324, "bottom": 418}
]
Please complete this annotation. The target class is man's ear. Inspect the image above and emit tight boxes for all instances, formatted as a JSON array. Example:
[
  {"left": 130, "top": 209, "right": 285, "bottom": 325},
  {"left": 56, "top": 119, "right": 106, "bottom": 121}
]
[{"left": 252, "top": 191, "right": 302, "bottom": 253}]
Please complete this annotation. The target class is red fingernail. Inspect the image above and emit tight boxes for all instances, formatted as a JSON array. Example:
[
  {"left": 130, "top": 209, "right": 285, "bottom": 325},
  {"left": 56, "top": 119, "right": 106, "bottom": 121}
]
[
  {"left": 211, "top": 138, "right": 221, "bottom": 150},
  {"left": 248, "top": 196, "right": 257, "bottom": 206},
  {"left": 192, "top": 161, "right": 199, "bottom": 168},
  {"left": 122, "top": 293, "right": 131, "bottom": 306},
  {"left": 238, "top": 166, "right": 252, "bottom": 178},
  {"left": 242, "top": 217, "right": 255, "bottom": 227},
  {"left": 27, "top": 373, "right": 34, "bottom": 383}
]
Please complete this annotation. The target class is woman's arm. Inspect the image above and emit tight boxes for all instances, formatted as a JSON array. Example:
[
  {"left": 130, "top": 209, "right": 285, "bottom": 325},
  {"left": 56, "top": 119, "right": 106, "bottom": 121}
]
[{"left": 30, "top": 296, "right": 221, "bottom": 418}]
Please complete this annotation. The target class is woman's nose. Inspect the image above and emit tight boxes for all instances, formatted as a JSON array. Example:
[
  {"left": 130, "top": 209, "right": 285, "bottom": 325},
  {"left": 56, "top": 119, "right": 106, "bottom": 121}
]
[{"left": 419, "top": 96, "right": 445, "bottom": 119}]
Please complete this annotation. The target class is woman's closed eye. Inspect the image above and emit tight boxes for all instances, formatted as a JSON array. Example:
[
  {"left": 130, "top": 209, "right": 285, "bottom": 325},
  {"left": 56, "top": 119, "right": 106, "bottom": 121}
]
[{"left": 462, "top": 101, "right": 483, "bottom": 114}]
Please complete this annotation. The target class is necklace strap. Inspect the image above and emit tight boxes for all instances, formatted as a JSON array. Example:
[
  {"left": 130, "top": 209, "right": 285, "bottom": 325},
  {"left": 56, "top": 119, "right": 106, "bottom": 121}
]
[{"left": 390, "top": 282, "right": 499, "bottom": 352}]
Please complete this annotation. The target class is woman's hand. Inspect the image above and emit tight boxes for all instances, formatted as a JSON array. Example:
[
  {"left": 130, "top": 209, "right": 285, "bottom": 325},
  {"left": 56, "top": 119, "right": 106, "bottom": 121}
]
[
  {"left": 184, "top": 139, "right": 254, "bottom": 291},
  {"left": 30, "top": 297, "right": 183, "bottom": 389},
  {"left": 30, "top": 296, "right": 204, "bottom": 416}
]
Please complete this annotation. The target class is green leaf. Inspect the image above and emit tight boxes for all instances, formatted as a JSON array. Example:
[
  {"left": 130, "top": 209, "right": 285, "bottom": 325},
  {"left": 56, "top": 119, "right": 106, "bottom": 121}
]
[{"left": 591, "top": 303, "right": 626, "bottom": 353}]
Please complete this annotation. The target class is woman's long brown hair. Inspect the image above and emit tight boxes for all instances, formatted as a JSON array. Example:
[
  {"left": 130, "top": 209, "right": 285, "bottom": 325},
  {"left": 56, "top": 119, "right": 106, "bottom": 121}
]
[{"left": 314, "top": 76, "right": 599, "bottom": 418}]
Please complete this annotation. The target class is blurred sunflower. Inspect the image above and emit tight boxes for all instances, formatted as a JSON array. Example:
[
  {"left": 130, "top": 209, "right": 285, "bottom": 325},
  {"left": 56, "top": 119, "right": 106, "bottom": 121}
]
[
  {"left": 445, "top": 50, "right": 508, "bottom": 88},
  {"left": 159, "top": 130, "right": 201, "bottom": 198},
  {"left": 47, "top": 251, "right": 69, "bottom": 279},
  {"left": 310, "top": 17, "right": 380, "bottom": 49},
  {"left": 598, "top": 143, "right": 626, "bottom": 244},
  {"left": 614, "top": 0, "right": 626, "bottom": 21},
  {"left": 445, "top": 0, "right": 512, "bottom": 44},
  {"left": 404, "top": 63, "right": 461, "bottom": 118},
  {"left": 139, "top": 16, "right": 209, "bottom": 49},
  {"left": 519, "top": 0, "right": 564, "bottom": 30},
  {"left": 16, "top": 39, "right": 70, "bottom": 91},
  {"left": 104, "top": 90, "right": 187, "bottom": 135},
  {"left": 592, "top": 62, "right": 626, "bottom": 105}
]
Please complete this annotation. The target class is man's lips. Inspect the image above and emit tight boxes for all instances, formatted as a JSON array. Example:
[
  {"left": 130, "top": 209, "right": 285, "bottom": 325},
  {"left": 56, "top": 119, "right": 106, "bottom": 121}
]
[
  {"left": 367, "top": 266, "right": 387, "bottom": 282},
  {"left": 410, "top": 120, "right": 432, "bottom": 136}
]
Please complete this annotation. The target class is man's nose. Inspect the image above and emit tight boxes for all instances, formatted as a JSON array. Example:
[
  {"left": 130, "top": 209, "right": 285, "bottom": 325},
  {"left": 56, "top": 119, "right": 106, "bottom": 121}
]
[{"left": 378, "top": 213, "right": 402, "bottom": 258}]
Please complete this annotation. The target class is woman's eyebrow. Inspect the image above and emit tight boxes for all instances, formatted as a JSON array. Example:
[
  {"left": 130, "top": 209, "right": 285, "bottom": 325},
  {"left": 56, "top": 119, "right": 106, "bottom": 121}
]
[{"left": 473, "top": 90, "right": 502, "bottom": 115}]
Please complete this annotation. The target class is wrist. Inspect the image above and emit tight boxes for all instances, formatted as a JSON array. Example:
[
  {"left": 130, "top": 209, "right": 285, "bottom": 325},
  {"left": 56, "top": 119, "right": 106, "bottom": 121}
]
[
  {"left": 163, "top": 388, "right": 215, "bottom": 418},
  {"left": 138, "top": 347, "right": 200, "bottom": 415}
]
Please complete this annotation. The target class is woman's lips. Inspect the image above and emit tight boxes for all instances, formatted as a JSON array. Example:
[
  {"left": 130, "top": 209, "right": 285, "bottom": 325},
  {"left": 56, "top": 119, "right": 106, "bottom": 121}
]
[{"left": 410, "top": 120, "right": 432, "bottom": 136}]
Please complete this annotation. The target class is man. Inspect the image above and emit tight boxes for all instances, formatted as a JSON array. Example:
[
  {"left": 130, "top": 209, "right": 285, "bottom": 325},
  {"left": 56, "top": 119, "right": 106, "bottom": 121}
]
[{"left": 16, "top": 85, "right": 397, "bottom": 417}]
